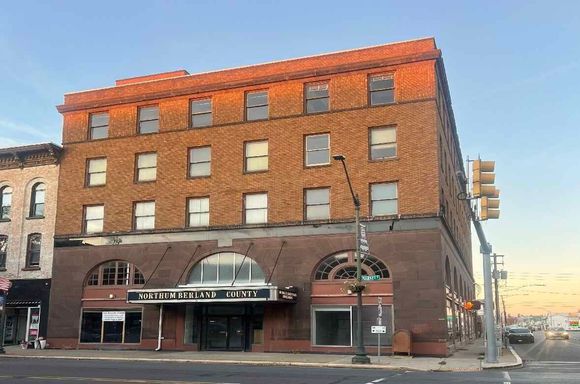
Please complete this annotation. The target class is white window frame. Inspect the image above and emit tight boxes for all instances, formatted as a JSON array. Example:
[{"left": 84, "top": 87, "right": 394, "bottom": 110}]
[
  {"left": 136, "top": 153, "right": 157, "bottom": 182},
  {"left": 311, "top": 306, "right": 353, "bottom": 347},
  {"left": 244, "top": 193, "right": 268, "bottom": 224},
  {"left": 87, "top": 158, "right": 107, "bottom": 186},
  {"left": 305, "top": 133, "right": 330, "bottom": 167},
  {"left": 84, "top": 205, "right": 104, "bottom": 234},
  {"left": 187, "top": 197, "right": 210, "bottom": 227},
  {"left": 134, "top": 201, "right": 155, "bottom": 230}
]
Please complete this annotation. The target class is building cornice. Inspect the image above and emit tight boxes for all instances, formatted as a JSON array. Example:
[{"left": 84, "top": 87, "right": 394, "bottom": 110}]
[{"left": 0, "top": 143, "right": 62, "bottom": 170}]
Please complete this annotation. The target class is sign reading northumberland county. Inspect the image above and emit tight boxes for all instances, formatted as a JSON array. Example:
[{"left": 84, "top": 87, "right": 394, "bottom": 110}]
[{"left": 127, "top": 286, "right": 297, "bottom": 304}]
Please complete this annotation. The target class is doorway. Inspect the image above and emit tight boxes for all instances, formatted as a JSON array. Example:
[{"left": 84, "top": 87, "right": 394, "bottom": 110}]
[{"left": 205, "top": 315, "right": 245, "bottom": 350}]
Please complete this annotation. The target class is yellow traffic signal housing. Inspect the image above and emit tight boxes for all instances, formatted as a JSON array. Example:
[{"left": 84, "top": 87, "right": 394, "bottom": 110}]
[
  {"left": 480, "top": 196, "right": 500, "bottom": 220},
  {"left": 472, "top": 160, "right": 497, "bottom": 198}
]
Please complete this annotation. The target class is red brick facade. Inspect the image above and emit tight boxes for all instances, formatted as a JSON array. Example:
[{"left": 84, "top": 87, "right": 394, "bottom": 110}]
[{"left": 48, "top": 38, "right": 475, "bottom": 356}]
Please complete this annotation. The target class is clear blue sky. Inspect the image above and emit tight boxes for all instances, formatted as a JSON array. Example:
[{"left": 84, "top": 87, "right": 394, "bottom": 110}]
[{"left": 1, "top": 1, "right": 579, "bottom": 314}]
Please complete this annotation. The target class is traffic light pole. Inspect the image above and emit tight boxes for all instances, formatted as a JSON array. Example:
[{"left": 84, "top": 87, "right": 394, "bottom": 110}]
[
  {"left": 472, "top": 216, "right": 498, "bottom": 363},
  {"left": 493, "top": 254, "right": 501, "bottom": 325}
]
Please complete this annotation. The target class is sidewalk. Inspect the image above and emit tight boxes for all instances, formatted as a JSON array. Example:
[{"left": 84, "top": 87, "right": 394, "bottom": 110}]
[{"left": 0, "top": 338, "right": 521, "bottom": 372}]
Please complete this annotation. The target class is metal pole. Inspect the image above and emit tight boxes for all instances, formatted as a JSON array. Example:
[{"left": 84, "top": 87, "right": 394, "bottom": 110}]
[
  {"left": 155, "top": 304, "right": 164, "bottom": 351},
  {"left": 0, "top": 307, "right": 5, "bottom": 354},
  {"left": 493, "top": 254, "right": 501, "bottom": 325},
  {"left": 352, "top": 199, "right": 370, "bottom": 364},
  {"left": 482, "top": 246, "right": 498, "bottom": 363}
]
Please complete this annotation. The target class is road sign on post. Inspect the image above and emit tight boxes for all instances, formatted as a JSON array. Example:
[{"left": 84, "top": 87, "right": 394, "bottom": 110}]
[
  {"left": 359, "top": 224, "right": 369, "bottom": 256},
  {"left": 371, "top": 326, "right": 387, "bottom": 334}
]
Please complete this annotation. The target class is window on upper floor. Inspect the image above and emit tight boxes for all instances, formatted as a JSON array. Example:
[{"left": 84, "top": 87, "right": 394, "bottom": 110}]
[
  {"left": 369, "top": 74, "right": 394, "bottom": 106},
  {"left": 134, "top": 201, "right": 155, "bottom": 230},
  {"left": 305, "top": 188, "right": 330, "bottom": 221},
  {"left": 26, "top": 233, "right": 41, "bottom": 268},
  {"left": 188, "top": 146, "right": 211, "bottom": 177},
  {"left": 305, "top": 133, "right": 330, "bottom": 167},
  {"left": 84, "top": 205, "right": 104, "bottom": 234},
  {"left": 305, "top": 83, "right": 329, "bottom": 114},
  {"left": 369, "top": 126, "right": 397, "bottom": 160},
  {"left": 138, "top": 105, "right": 159, "bottom": 134},
  {"left": 0, "top": 186, "right": 12, "bottom": 220},
  {"left": 29, "top": 183, "right": 45, "bottom": 218},
  {"left": 246, "top": 91, "right": 268, "bottom": 121},
  {"left": 89, "top": 112, "right": 109, "bottom": 140},
  {"left": 244, "top": 193, "right": 267, "bottom": 224},
  {"left": 135, "top": 153, "right": 157, "bottom": 182},
  {"left": 244, "top": 140, "right": 268, "bottom": 173},
  {"left": 86, "top": 158, "right": 107, "bottom": 187},
  {"left": 187, "top": 197, "right": 209, "bottom": 227},
  {"left": 187, "top": 252, "right": 265, "bottom": 286},
  {"left": 370, "top": 182, "right": 398, "bottom": 216},
  {"left": 86, "top": 260, "right": 145, "bottom": 286},
  {"left": 0, "top": 235, "right": 7, "bottom": 269},
  {"left": 191, "top": 99, "right": 212, "bottom": 128}
]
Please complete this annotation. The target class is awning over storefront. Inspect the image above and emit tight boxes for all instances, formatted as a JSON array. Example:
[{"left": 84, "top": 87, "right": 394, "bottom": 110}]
[
  {"left": 127, "top": 285, "right": 297, "bottom": 304},
  {"left": 6, "top": 300, "right": 41, "bottom": 306}
]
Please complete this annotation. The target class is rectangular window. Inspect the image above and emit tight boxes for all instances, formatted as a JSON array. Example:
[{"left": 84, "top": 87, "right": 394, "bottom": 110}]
[
  {"left": 313, "top": 307, "right": 352, "bottom": 346},
  {"left": 191, "top": 99, "right": 212, "bottom": 128},
  {"left": 0, "top": 236, "right": 7, "bottom": 269},
  {"left": 369, "top": 127, "right": 397, "bottom": 160},
  {"left": 369, "top": 74, "right": 394, "bottom": 106},
  {"left": 84, "top": 205, "right": 104, "bottom": 234},
  {"left": 244, "top": 140, "right": 268, "bottom": 172},
  {"left": 305, "top": 188, "right": 330, "bottom": 220},
  {"left": 305, "top": 83, "right": 329, "bottom": 114},
  {"left": 26, "top": 233, "right": 41, "bottom": 267},
  {"left": 136, "top": 153, "right": 157, "bottom": 182},
  {"left": 244, "top": 193, "right": 267, "bottom": 224},
  {"left": 1, "top": 186, "right": 12, "bottom": 219},
  {"left": 89, "top": 112, "right": 109, "bottom": 140},
  {"left": 370, "top": 182, "right": 398, "bottom": 216},
  {"left": 246, "top": 91, "right": 268, "bottom": 121},
  {"left": 188, "top": 147, "right": 211, "bottom": 177},
  {"left": 305, "top": 133, "right": 330, "bottom": 166},
  {"left": 134, "top": 201, "right": 155, "bottom": 230},
  {"left": 187, "top": 197, "right": 209, "bottom": 227},
  {"left": 138, "top": 105, "right": 159, "bottom": 134},
  {"left": 80, "top": 310, "right": 142, "bottom": 344},
  {"left": 87, "top": 158, "right": 107, "bottom": 186}
]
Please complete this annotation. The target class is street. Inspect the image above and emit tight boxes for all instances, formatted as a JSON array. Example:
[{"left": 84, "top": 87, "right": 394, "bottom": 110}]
[{"left": 0, "top": 332, "right": 579, "bottom": 384}]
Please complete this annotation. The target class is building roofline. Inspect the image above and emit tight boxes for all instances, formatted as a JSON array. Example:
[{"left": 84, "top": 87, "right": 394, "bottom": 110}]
[
  {"left": 63, "top": 37, "right": 436, "bottom": 96},
  {"left": 0, "top": 143, "right": 63, "bottom": 167}
]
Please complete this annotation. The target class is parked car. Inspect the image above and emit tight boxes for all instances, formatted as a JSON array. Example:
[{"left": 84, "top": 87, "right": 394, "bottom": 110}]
[
  {"left": 545, "top": 327, "right": 570, "bottom": 340},
  {"left": 507, "top": 327, "right": 535, "bottom": 344}
]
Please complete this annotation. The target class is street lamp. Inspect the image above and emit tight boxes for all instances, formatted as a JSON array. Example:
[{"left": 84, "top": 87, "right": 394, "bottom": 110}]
[{"left": 332, "top": 154, "right": 371, "bottom": 364}]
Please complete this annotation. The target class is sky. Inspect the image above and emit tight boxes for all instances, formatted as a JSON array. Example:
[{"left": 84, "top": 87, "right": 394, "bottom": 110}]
[{"left": 1, "top": 1, "right": 579, "bottom": 316}]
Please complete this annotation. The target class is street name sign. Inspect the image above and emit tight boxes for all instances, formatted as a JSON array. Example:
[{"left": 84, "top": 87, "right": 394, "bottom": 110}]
[{"left": 362, "top": 275, "right": 380, "bottom": 281}]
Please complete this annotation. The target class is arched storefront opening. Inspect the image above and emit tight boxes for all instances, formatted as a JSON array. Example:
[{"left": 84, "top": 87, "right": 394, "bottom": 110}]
[
  {"left": 80, "top": 260, "right": 145, "bottom": 345},
  {"left": 310, "top": 251, "right": 393, "bottom": 350}
]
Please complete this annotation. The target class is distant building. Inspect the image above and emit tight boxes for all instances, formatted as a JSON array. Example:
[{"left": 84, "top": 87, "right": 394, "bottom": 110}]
[
  {"left": 0, "top": 143, "right": 62, "bottom": 344},
  {"left": 48, "top": 37, "right": 473, "bottom": 356}
]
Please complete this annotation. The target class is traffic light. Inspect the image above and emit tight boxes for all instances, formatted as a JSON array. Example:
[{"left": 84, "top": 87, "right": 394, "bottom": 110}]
[
  {"left": 472, "top": 160, "right": 497, "bottom": 198},
  {"left": 464, "top": 300, "right": 482, "bottom": 311},
  {"left": 480, "top": 196, "right": 500, "bottom": 220}
]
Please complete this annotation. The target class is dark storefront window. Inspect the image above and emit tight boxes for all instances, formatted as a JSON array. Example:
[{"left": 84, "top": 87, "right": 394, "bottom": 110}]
[
  {"left": 80, "top": 310, "right": 142, "bottom": 344},
  {"left": 313, "top": 308, "right": 351, "bottom": 346}
]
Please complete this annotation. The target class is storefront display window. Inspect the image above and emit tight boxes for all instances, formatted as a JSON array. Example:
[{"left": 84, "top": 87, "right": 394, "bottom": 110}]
[
  {"left": 80, "top": 310, "right": 142, "bottom": 344},
  {"left": 313, "top": 307, "right": 352, "bottom": 346}
]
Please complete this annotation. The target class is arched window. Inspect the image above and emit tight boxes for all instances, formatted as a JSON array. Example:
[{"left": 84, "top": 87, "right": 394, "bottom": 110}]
[
  {"left": 187, "top": 252, "right": 265, "bottom": 286},
  {"left": 0, "top": 186, "right": 12, "bottom": 219},
  {"left": 26, "top": 233, "right": 41, "bottom": 267},
  {"left": 30, "top": 183, "right": 46, "bottom": 217},
  {"left": 314, "top": 251, "right": 390, "bottom": 280},
  {"left": 85, "top": 261, "right": 145, "bottom": 286}
]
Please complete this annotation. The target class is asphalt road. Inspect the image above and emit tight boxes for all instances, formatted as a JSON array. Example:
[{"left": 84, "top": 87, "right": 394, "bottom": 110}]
[
  {"left": 511, "top": 330, "right": 580, "bottom": 361},
  {"left": 1, "top": 333, "right": 580, "bottom": 384}
]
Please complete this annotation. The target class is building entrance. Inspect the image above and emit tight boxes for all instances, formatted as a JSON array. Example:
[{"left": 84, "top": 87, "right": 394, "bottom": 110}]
[{"left": 205, "top": 315, "right": 245, "bottom": 350}]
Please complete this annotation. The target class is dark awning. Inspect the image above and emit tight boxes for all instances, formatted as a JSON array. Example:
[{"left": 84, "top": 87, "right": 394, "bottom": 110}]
[
  {"left": 7, "top": 300, "right": 41, "bottom": 306},
  {"left": 127, "top": 285, "right": 297, "bottom": 304}
]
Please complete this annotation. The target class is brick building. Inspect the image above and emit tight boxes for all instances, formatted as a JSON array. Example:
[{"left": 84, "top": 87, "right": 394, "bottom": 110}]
[
  {"left": 0, "top": 143, "right": 62, "bottom": 345},
  {"left": 48, "top": 37, "right": 474, "bottom": 356}
]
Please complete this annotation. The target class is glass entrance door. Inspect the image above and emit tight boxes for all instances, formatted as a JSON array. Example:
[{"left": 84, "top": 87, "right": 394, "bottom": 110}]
[{"left": 205, "top": 315, "right": 245, "bottom": 351}]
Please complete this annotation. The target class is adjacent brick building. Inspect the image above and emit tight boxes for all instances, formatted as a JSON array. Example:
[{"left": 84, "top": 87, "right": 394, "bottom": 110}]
[
  {"left": 0, "top": 143, "right": 62, "bottom": 345},
  {"left": 48, "top": 37, "right": 474, "bottom": 356}
]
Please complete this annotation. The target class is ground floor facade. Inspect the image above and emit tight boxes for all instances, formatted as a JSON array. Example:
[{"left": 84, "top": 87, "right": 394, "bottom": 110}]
[
  {"left": 2, "top": 278, "right": 51, "bottom": 346},
  {"left": 47, "top": 218, "right": 474, "bottom": 356}
]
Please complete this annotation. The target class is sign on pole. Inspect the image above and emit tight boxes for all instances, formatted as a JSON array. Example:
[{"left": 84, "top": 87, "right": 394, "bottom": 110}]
[
  {"left": 359, "top": 223, "right": 369, "bottom": 256},
  {"left": 371, "top": 325, "right": 387, "bottom": 334}
]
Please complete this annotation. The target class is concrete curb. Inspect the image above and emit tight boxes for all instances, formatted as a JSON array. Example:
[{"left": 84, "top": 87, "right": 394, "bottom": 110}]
[
  {"left": 481, "top": 346, "right": 523, "bottom": 369},
  {"left": 0, "top": 354, "right": 427, "bottom": 371}
]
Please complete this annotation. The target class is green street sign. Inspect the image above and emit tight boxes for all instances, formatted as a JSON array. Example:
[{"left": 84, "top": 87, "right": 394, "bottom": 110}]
[{"left": 362, "top": 275, "right": 380, "bottom": 281}]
